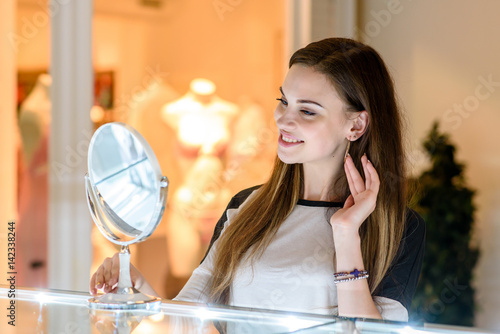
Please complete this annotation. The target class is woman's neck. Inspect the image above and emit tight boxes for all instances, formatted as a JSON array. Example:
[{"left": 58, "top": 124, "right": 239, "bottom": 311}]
[{"left": 302, "top": 162, "right": 343, "bottom": 202}]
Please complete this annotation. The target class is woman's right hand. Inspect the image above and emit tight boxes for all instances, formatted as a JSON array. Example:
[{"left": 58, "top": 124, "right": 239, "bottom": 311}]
[{"left": 89, "top": 252, "right": 146, "bottom": 296}]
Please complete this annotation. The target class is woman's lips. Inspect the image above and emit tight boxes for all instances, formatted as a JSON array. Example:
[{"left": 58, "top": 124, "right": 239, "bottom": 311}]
[{"left": 278, "top": 132, "right": 304, "bottom": 147}]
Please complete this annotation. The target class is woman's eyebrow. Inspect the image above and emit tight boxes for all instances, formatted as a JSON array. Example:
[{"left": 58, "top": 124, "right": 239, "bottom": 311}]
[
  {"left": 279, "top": 86, "right": 324, "bottom": 108},
  {"left": 279, "top": 86, "right": 285, "bottom": 97}
]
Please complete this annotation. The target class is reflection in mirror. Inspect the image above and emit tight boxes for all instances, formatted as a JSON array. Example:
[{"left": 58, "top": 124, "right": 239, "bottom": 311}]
[{"left": 85, "top": 122, "right": 168, "bottom": 309}]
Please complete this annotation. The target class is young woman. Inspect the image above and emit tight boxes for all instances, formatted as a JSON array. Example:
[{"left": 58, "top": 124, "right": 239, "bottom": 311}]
[{"left": 90, "top": 38, "right": 425, "bottom": 321}]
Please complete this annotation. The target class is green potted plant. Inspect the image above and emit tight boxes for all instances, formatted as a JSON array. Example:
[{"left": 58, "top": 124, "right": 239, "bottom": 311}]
[{"left": 409, "top": 122, "right": 479, "bottom": 326}]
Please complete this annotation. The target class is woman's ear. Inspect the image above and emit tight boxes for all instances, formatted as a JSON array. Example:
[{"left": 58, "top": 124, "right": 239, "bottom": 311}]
[{"left": 347, "top": 111, "right": 369, "bottom": 141}]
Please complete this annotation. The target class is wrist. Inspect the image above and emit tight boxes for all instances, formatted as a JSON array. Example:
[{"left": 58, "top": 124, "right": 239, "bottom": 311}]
[
  {"left": 333, "top": 229, "right": 361, "bottom": 248},
  {"left": 331, "top": 216, "right": 361, "bottom": 236},
  {"left": 334, "top": 233, "right": 364, "bottom": 272}
]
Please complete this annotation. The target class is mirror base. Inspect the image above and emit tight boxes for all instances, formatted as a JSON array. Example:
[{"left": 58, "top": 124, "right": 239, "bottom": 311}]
[{"left": 89, "top": 288, "right": 161, "bottom": 310}]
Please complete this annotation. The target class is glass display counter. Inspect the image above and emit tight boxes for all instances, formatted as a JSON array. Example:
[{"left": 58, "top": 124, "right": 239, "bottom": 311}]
[{"left": 0, "top": 286, "right": 494, "bottom": 333}]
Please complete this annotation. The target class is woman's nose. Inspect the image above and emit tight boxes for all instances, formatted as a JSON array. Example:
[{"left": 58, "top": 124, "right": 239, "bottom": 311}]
[{"left": 274, "top": 108, "right": 296, "bottom": 129}]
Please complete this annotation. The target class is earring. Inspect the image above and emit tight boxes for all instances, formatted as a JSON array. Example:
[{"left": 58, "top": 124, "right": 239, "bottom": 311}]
[
  {"left": 344, "top": 135, "right": 357, "bottom": 162},
  {"left": 344, "top": 138, "right": 351, "bottom": 163}
]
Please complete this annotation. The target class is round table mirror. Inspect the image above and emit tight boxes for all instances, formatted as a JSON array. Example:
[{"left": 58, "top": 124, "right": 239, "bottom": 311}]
[{"left": 85, "top": 122, "right": 169, "bottom": 310}]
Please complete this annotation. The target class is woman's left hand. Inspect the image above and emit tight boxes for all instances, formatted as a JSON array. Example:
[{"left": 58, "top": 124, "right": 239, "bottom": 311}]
[{"left": 330, "top": 154, "right": 380, "bottom": 235}]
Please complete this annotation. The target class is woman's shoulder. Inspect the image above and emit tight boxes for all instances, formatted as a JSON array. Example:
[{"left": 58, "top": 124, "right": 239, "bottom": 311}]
[
  {"left": 225, "top": 185, "right": 262, "bottom": 210},
  {"left": 200, "top": 185, "right": 262, "bottom": 264},
  {"left": 404, "top": 208, "right": 426, "bottom": 241}
]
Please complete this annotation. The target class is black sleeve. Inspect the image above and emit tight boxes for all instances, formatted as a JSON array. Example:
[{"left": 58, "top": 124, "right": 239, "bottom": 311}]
[
  {"left": 374, "top": 209, "right": 426, "bottom": 311},
  {"left": 200, "top": 185, "right": 261, "bottom": 264}
]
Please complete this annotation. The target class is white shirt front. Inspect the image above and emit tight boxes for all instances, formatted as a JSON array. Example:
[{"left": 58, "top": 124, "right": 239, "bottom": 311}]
[{"left": 175, "top": 188, "right": 408, "bottom": 321}]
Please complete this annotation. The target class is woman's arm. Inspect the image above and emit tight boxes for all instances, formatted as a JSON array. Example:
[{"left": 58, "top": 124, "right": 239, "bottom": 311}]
[
  {"left": 334, "top": 231, "right": 382, "bottom": 319},
  {"left": 374, "top": 209, "right": 426, "bottom": 314},
  {"left": 330, "top": 154, "right": 382, "bottom": 319}
]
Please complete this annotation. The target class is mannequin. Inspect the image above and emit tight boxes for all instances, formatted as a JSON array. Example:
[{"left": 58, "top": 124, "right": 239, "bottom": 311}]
[
  {"left": 18, "top": 74, "right": 51, "bottom": 165},
  {"left": 165, "top": 155, "right": 232, "bottom": 295},
  {"left": 161, "top": 79, "right": 240, "bottom": 297},
  {"left": 17, "top": 73, "right": 51, "bottom": 288},
  {"left": 161, "top": 78, "right": 239, "bottom": 160}
]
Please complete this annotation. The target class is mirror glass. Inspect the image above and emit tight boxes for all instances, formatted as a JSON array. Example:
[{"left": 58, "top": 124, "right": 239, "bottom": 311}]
[{"left": 87, "top": 122, "right": 166, "bottom": 245}]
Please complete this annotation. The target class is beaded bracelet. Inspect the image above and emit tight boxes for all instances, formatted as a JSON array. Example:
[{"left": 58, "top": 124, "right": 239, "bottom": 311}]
[
  {"left": 334, "top": 273, "right": 369, "bottom": 284},
  {"left": 333, "top": 269, "right": 368, "bottom": 278}
]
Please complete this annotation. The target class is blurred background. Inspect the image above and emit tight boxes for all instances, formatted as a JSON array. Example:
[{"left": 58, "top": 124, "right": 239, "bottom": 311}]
[{"left": 1, "top": 0, "right": 499, "bottom": 331}]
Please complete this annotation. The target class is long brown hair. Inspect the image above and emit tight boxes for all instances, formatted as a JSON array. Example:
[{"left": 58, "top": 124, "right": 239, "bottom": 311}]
[{"left": 207, "top": 38, "right": 407, "bottom": 304}]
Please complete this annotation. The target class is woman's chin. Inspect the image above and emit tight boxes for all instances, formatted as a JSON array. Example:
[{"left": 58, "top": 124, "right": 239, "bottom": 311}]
[{"left": 277, "top": 153, "right": 298, "bottom": 165}]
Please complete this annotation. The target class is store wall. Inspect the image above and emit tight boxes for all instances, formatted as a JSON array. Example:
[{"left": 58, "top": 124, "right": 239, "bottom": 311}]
[
  {"left": 359, "top": 0, "right": 500, "bottom": 330},
  {"left": 16, "top": 4, "right": 50, "bottom": 70},
  {"left": 147, "top": 0, "right": 285, "bottom": 114}
]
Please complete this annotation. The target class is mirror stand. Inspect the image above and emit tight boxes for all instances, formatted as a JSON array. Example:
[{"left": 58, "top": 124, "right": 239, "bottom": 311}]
[{"left": 89, "top": 246, "right": 161, "bottom": 310}]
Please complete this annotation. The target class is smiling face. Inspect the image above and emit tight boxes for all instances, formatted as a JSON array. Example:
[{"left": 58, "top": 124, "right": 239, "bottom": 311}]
[{"left": 274, "top": 64, "right": 351, "bottom": 171}]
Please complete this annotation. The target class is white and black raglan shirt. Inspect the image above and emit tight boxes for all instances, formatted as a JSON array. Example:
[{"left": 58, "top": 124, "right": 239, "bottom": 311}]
[{"left": 175, "top": 186, "right": 425, "bottom": 322}]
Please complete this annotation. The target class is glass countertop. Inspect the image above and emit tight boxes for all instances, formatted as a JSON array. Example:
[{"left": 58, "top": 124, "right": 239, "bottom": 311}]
[{"left": 0, "top": 286, "right": 494, "bottom": 333}]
